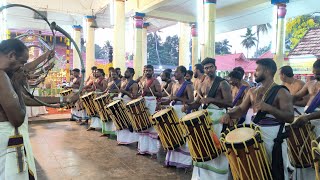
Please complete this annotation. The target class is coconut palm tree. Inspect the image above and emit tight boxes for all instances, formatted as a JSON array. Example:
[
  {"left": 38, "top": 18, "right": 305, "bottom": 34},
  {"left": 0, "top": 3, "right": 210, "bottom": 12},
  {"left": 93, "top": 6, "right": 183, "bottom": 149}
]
[
  {"left": 241, "top": 28, "right": 258, "bottom": 58},
  {"left": 256, "top": 23, "right": 272, "bottom": 52}
]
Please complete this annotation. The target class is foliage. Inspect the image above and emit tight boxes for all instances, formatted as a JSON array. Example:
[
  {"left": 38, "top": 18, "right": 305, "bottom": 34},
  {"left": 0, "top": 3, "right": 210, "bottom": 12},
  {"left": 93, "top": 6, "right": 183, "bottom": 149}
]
[
  {"left": 215, "top": 39, "right": 232, "bottom": 55},
  {"left": 254, "top": 43, "right": 271, "bottom": 58},
  {"left": 241, "top": 28, "right": 258, "bottom": 58},
  {"left": 147, "top": 33, "right": 179, "bottom": 66},
  {"left": 256, "top": 23, "right": 271, "bottom": 52},
  {"left": 286, "top": 15, "right": 320, "bottom": 50}
]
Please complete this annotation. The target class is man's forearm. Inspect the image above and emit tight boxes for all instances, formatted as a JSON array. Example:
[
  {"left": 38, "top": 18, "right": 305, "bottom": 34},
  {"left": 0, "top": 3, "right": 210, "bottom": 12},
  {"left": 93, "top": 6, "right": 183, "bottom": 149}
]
[
  {"left": 211, "top": 98, "right": 232, "bottom": 108},
  {"left": 227, "top": 106, "right": 245, "bottom": 119},
  {"left": 306, "top": 111, "right": 320, "bottom": 121}
]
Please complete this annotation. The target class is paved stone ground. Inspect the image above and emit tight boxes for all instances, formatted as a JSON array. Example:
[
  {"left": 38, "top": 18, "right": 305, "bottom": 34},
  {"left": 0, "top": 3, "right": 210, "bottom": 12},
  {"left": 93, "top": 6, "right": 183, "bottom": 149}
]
[{"left": 29, "top": 121, "right": 192, "bottom": 180}]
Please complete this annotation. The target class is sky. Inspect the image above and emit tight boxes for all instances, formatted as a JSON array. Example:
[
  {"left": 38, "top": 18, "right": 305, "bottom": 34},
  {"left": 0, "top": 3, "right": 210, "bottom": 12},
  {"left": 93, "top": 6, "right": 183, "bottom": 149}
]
[{"left": 94, "top": 23, "right": 273, "bottom": 58}]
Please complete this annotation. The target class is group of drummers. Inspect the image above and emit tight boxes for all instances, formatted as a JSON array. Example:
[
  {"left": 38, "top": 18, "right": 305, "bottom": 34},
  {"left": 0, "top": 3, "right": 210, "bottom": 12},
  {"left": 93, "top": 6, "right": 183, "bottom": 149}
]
[{"left": 60, "top": 57, "right": 320, "bottom": 180}]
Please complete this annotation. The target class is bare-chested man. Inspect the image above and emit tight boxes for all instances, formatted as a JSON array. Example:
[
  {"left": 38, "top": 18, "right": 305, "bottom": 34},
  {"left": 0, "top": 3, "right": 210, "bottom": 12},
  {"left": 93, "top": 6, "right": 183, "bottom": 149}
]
[
  {"left": 280, "top": 65, "right": 308, "bottom": 116},
  {"left": 116, "top": 67, "right": 140, "bottom": 145},
  {"left": 291, "top": 60, "right": 320, "bottom": 179},
  {"left": 0, "top": 39, "right": 78, "bottom": 179},
  {"left": 160, "top": 69, "right": 174, "bottom": 97},
  {"left": 187, "top": 57, "right": 232, "bottom": 180},
  {"left": 67, "top": 68, "right": 83, "bottom": 121},
  {"left": 233, "top": 66, "right": 250, "bottom": 87},
  {"left": 138, "top": 65, "right": 162, "bottom": 156},
  {"left": 220, "top": 58, "right": 294, "bottom": 180},
  {"left": 228, "top": 70, "right": 250, "bottom": 124},
  {"left": 85, "top": 66, "right": 97, "bottom": 86},
  {"left": 193, "top": 64, "right": 206, "bottom": 96},
  {"left": 105, "top": 70, "right": 121, "bottom": 99},
  {"left": 164, "top": 66, "right": 193, "bottom": 169},
  {"left": 92, "top": 69, "right": 107, "bottom": 92}
]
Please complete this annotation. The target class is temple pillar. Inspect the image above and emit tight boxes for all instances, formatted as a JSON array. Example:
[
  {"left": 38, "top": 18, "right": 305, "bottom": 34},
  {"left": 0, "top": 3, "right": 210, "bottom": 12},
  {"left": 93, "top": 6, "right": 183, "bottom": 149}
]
[
  {"left": 178, "top": 22, "right": 191, "bottom": 68},
  {"left": 203, "top": 0, "right": 216, "bottom": 58},
  {"left": 85, "top": 16, "right": 95, "bottom": 80},
  {"left": 191, "top": 23, "right": 199, "bottom": 70},
  {"left": 133, "top": 12, "right": 145, "bottom": 79},
  {"left": 113, "top": 0, "right": 126, "bottom": 70},
  {"left": 142, "top": 22, "right": 149, "bottom": 68},
  {"left": 72, "top": 25, "right": 82, "bottom": 70}
]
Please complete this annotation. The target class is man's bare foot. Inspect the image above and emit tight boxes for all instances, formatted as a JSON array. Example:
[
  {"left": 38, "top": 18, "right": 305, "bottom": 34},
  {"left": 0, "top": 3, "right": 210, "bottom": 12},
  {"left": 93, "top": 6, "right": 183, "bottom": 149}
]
[{"left": 87, "top": 127, "right": 95, "bottom": 131}]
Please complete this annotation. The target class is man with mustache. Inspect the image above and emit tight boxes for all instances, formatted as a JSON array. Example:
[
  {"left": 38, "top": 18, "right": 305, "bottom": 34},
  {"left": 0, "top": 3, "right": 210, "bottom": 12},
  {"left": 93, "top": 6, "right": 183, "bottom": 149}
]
[
  {"left": 164, "top": 66, "right": 193, "bottom": 169},
  {"left": 186, "top": 57, "right": 233, "bottom": 179},
  {"left": 116, "top": 67, "right": 139, "bottom": 145},
  {"left": 138, "top": 65, "right": 162, "bottom": 157},
  {"left": 220, "top": 58, "right": 294, "bottom": 180}
]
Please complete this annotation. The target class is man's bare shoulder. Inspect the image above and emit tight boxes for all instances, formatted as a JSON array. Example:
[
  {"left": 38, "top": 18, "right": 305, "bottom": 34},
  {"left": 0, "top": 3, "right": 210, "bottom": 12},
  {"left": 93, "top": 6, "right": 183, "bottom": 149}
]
[{"left": 241, "top": 80, "right": 250, "bottom": 87}]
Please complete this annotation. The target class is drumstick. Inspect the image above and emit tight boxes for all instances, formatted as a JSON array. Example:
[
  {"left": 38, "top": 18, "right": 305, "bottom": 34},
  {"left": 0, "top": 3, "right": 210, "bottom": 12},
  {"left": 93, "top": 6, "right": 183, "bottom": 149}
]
[
  {"left": 197, "top": 91, "right": 203, "bottom": 99},
  {"left": 149, "top": 87, "right": 156, "bottom": 98},
  {"left": 113, "top": 81, "right": 120, "bottom": 91},
  {"left": 163, "top": 88, "right": 170, "bottom": 97}
]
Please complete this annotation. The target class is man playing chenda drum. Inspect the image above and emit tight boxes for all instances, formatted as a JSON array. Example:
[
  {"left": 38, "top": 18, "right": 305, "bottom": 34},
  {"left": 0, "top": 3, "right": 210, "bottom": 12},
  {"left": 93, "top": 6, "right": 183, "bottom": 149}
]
[
  {"left": 220, "top": 58, "right": 294, "bottom": 180},
  {"left": 291, "top": 59, "right": 320, "bottom": 180},
  {"left": 138, "top": 65, "right": 162, "bottom": 157},
  {"left": 164, "top": 66, "right": 193, "bottom": 169},
  {"left": 116, "top": 67, "right": 139, "bottom": 145},
  {"left": 185, "top": 57, "right": 233, "bottom": 180}
]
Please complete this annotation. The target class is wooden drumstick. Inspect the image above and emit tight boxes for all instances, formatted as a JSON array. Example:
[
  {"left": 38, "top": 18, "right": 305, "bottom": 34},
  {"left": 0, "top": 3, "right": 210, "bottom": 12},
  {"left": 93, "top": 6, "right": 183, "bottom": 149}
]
[
  {"left": 149, "top": 87, "right": 156, "bottom": 98},
  {"left": 163, "top": 88, "right": 170, "bottom": 97},
  {"left": 113, "top": 81, "right": 120, "bottom": 91},
  {"left": 197, "top": 91, "right": 203, "bottom": 99}
]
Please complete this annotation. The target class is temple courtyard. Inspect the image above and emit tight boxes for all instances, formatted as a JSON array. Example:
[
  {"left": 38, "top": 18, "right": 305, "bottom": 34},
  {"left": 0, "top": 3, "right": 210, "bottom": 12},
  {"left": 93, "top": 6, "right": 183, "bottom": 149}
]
[{"left": 29, "top": 120, "right": 191, "bottom": 180}]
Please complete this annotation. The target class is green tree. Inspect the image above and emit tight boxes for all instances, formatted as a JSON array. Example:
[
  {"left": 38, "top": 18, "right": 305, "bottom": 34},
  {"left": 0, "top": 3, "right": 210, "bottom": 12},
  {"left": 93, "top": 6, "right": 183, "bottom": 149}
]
[
  {"left": 147, "top": 33, "right": 161, "bottom": 65},
  {"left": 286, "top": 15, "right": 320, "bottom": 50},
  {"left": 254, "top": 43, "right": 271, "bottom": 58},
  {"left": 95, "top": 44, "right": 103, "bottom": 59},
  {"left": 256, "top": 23, "right": 271, "bottom": 52},
  {"left": 241, "top": 28, "right": 258, "bottom": 58},
  {"left": 215, "top": 39, "right": 232, "bottom": 55},
  {"left": 162, "top": 35, "right": 179, "bottom": 66}
]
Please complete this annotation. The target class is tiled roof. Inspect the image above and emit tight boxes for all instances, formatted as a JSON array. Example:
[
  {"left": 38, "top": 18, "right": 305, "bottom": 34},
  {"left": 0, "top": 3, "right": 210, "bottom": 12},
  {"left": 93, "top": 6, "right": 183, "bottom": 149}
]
[
  {"left": 259, "top": 51, "right": 274, "bottom": 59},
  {"left": 215, "top": 53, "right": 256, "bottom": 72},
  {"left": 289, "top": 27, "right": 320, "bottom": 57}
]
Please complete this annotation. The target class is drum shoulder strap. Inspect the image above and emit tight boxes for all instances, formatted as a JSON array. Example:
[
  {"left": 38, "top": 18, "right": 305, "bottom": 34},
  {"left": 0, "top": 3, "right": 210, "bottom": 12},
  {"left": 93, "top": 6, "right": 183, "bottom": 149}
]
[
  {"left": 207, "top": 76, "right": 224, "bottom": 98},
  {"left": 253, "top": 85, "right": 288, "bottom": 123}
]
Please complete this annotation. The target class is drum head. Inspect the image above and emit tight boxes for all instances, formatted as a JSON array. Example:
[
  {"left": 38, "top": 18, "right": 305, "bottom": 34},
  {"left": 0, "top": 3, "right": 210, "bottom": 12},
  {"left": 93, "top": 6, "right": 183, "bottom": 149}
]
[
  {"left": 225, "top": 127, "right": 255, "bottom": 143},
  {"left": 60, "top": 89, "right": 72, "bottom": 94},
  {"left": 127, "top": 98, "right": 142, "bottom": 106},
  {"left": 107, "top": 99, "right": 121, "bottom": 107},
  {"left": 181, "top": 110, "right": 206, "bottom": 121},
  {"left": 153, "top": 107, "right": 172, "bottom": 118},
  {"left": 94, "top": 94, "right": 108, "bottom": 101}
]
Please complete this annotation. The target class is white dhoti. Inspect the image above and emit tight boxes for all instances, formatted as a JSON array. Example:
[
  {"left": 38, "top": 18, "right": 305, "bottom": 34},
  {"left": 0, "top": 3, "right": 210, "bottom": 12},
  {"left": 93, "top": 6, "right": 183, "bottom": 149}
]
[
  {"left": 0, "top": 117, "right": 37, "bottom": 180},
  {"left": 191, "top": 106, "right": 230, "bottom": 180},
  {"left": 89, "top": 116, "right": 102, "bottom": 129},
  {"left": 137, "top": 96, "right": 160, "bottom": 155},
  {"left": 26, "top": 89, "right": 47, "bottom": 118},
  {"left": 165, "top": 104, "right": 192, "bottom": 168},
  {"left": 244, "top": 108, "right": 254, "bottom": 124},
  {"left": 116, "top": 94, "right": 139, "bottom": 144},
  {"left": 254, "top": 116, "right": 290, "bottom": 180}
]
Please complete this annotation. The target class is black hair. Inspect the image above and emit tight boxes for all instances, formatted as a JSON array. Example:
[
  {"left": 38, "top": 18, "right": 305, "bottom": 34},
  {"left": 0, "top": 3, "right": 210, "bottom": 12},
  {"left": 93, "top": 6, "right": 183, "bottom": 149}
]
[
  {"left": 163, "top": 69, "right": 171, "bottom": 79},
  {"left": 186, "top": 70, "right": 193, "bottom": 77},
  {"left": 97, "top": 68, "right": 104, "bottom": 74},
  {"left": 91, "top": 66, "right": 97, "bottom": 70},
  {"left": 256, "top": 58, "right": 277, "bottom": 76},
  {"left": 280, "top": 66, "right": 294, "bottom": 77},
  {"left": 0, "top": 39, "right": 28, "bottom": 58},
  {"left": 201, "top": 57, "right": 216, "bottom": 66},
  {"left": 176, "top": 66, "right": 187, "bottom": 76},
  {"left": 228, "top": 70, "right": 242, "bottom": 80},
  {"left": 72, "top": 68, "right": 80, "bottom": 73},
  {"left": 233, "top": 66, "right": 245, "bottom": 78},
  {"left": 115, "top": 68, "right": 121, "bottom": 71},
  {"left": 194, "top": 64, "right": 204, "bottom": 73},
  {"left": 127, "top": 67, "right": 135, "bottom": 76},
  {"left": 146, "top": 65, "right": 154, "bottom": 71},
  {"left": 313, "top": 59, "right": 320, "bottom": 69},
  {"left": 109, "top": 67, "right": 115, "bottom": 71}
]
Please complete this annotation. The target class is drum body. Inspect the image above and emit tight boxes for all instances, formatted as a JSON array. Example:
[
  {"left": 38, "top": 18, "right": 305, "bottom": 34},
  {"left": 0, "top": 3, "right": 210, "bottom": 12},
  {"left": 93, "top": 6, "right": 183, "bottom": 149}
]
[
  {"left": 221, "top": 124, "right": 272, "bottom": 180},
  {"left": 151, "top": 107, "right": 185, "bottom": 150},
  {"left": 286, "top": 122, "right": 315, "bottom": 168},
  {"left": 312, "top": 139, "right": 320, "bottom": 180},
  {"left": 60, "top": 89, "right": 73, "bottom": 109},
  {"left": 126, "top": 98, "right": 152, "bottom": 132},
  {"left": 80, "top": 92, "right": 97, "bottom": 117},
  {"left": 180, "top": 110, "right": 221, "bottom": 162},
  {"left": 106, "top": 99, "right": 132, "bottom": 130},
  {"left": 93, "top": 94, "right": 111, "bottom": 121}
]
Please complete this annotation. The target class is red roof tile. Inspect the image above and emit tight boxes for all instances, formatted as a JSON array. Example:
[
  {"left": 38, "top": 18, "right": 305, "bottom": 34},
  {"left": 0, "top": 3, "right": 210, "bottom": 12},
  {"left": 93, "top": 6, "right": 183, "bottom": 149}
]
[
  {"left": 289, "top": 28, "right": 320, "bottom": 57},
  {"left": 215, "top": 53, "right": 256, "bottom": 72}
]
